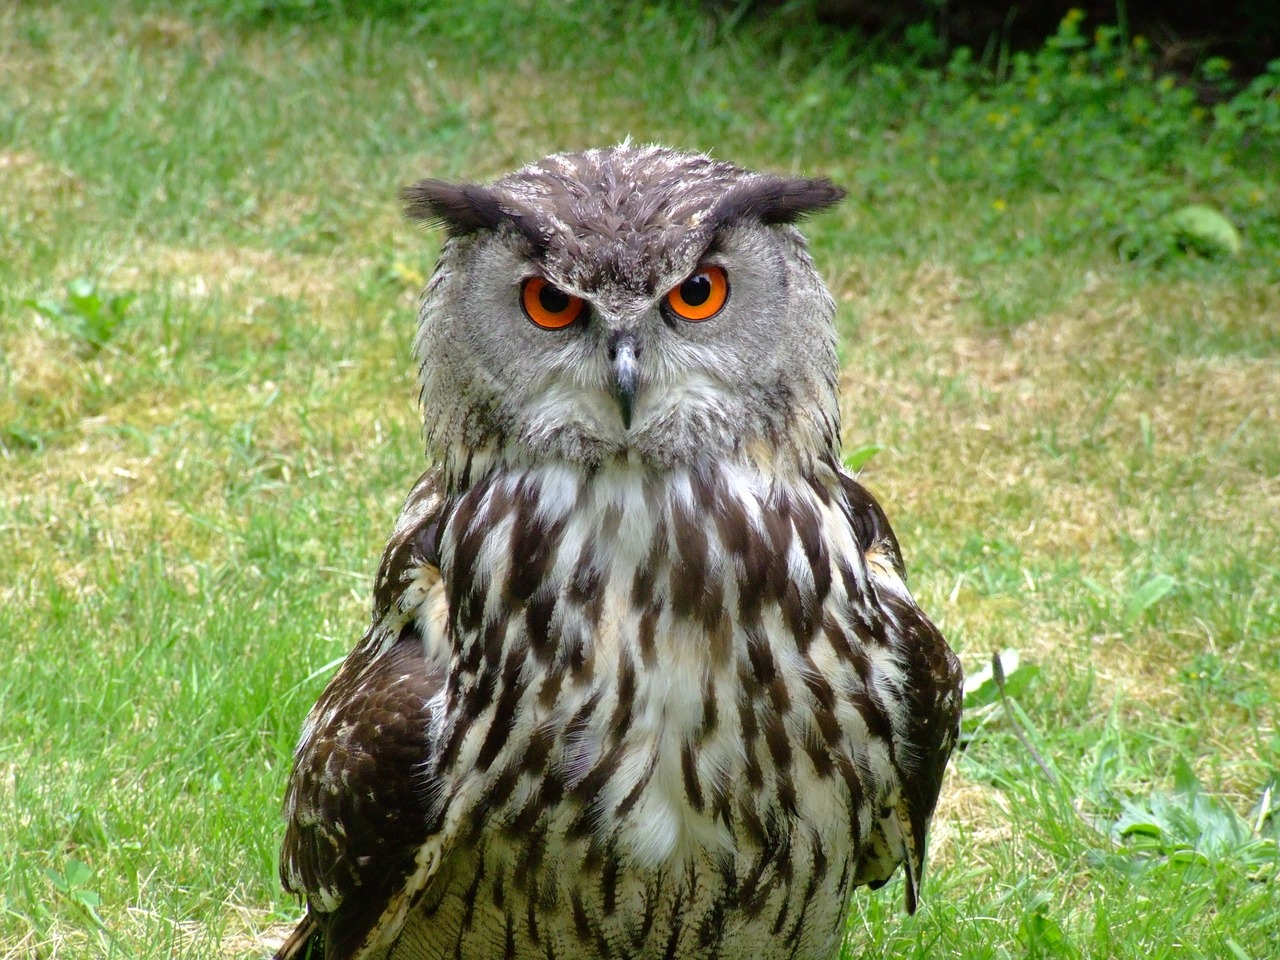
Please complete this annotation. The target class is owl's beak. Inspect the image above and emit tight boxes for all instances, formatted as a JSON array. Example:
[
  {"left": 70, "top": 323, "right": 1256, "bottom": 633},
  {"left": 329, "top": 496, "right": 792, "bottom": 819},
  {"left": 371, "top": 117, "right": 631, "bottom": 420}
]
[{"left": 607, "top": 331, "right": 640, "bottom": 430}]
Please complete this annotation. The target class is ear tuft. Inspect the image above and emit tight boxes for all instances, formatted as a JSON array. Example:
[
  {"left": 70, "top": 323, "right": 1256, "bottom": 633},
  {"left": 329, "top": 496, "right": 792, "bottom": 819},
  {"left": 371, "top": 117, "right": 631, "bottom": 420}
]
[
  {"left": 708, "top": 176, "right": 846, "bottom": 230},
  {"left": 400, "top": 180, "right": 510, "bottom": 235}
]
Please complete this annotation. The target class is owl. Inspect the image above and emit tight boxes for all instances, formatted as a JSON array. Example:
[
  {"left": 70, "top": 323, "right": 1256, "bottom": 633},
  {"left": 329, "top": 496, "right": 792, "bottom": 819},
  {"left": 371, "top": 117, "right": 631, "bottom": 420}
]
[{"left": 273, "top": 145, "right": 962, "bottom": 960}]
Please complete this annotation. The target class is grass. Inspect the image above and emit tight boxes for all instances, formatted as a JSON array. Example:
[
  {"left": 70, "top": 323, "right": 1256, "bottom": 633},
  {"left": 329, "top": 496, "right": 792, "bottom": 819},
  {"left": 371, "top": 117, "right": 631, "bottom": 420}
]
[{"left": 2, "top": 1, "right": 1277, "bottom": 957}]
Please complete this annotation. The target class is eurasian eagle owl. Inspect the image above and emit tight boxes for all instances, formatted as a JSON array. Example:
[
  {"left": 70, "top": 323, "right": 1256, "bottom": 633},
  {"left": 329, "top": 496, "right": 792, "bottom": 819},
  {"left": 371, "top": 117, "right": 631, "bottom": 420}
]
[{"left": 273, "top": 145, "right": 962, "bottom": 960}]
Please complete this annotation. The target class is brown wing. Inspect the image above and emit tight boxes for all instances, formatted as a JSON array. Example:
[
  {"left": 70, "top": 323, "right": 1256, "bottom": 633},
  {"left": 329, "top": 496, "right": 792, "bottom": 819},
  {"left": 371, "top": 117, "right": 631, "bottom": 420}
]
[
  {"left": 276, "top": 470, "right": 451, "bottom": 960},
  {"left": 839, "top": 472, "right": 963, "bottom": 912}
]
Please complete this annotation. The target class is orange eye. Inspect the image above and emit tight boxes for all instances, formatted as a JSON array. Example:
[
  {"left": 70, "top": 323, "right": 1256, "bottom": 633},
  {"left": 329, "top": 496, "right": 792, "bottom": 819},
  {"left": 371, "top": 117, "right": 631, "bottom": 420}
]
[
  {"left": 666, "top": 265, "right": 729, "bottom": 321},
  {"left": 521, "top": 277, "right": 585, "bottom": 330}
]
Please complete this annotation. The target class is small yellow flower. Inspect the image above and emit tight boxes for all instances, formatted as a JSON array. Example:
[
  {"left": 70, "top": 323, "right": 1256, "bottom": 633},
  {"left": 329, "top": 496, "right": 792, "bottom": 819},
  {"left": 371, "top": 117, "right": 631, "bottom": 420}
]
[{"left": 992, "top": 199, "right": 1007, "bottom": 213}]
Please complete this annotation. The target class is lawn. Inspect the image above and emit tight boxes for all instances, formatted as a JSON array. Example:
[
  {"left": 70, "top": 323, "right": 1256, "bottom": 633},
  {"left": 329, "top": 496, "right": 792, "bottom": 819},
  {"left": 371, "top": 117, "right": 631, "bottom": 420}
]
[{"left": 1, "top": 2, "right": 1277, "bottom": 958}]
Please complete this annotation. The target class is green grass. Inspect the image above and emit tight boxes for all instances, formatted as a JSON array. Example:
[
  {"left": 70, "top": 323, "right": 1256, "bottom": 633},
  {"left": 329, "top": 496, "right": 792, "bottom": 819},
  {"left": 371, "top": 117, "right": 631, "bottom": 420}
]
[{"left": 2, "top": 1, "right": 1278, "bottom": 957}]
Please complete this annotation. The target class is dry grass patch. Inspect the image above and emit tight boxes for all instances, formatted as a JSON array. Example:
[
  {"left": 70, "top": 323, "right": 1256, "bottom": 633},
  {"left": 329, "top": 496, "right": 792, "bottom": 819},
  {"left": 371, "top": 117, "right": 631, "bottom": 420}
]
[
  {"left": 928, "top": 768, "right": 1014, "bottom": 869},
  {"left": 112, "top": 243, "right": 351, "bottom": 304},
  {"left": 0, "top": 149, "right": 82, "bottom": 207}
]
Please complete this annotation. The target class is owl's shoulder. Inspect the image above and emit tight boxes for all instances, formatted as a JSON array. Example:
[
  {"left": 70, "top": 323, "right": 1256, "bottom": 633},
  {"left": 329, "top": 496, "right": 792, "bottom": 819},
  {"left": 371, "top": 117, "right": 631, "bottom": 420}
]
[
  {"left": 372, "top": 467, "right": 451, "bottom": 623},
  {"left": 832, "top": 465, "right": 961, "bottom": 717},
  {"left": 834, "top": 470, "right": 905, "bottom": 583}
]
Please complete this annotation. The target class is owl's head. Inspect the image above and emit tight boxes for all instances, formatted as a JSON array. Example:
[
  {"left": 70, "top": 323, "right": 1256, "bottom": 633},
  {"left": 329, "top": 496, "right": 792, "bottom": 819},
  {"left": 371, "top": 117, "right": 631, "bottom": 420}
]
[{"left": 404, "top": 145, "right": 844, "bottom": 478}]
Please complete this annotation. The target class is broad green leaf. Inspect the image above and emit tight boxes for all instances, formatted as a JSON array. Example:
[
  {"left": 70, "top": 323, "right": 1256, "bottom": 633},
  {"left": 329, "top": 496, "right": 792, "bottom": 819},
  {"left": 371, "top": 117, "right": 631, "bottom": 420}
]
[
  {"left": 1163, "top": 204, "right": 1242, "bottom": 258},
  {"left": 63, "top": 859, "right": 91, "bottom": 888},
  {"left": 843, "top": 444, "right": 884, "bottom": 472},
  {"left": 75, "top": 889, "right": 102, "bottom": 908}
]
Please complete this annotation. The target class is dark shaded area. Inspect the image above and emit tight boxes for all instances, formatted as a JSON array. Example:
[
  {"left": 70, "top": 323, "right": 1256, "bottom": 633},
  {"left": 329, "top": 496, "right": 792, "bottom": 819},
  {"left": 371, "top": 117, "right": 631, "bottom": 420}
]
[
  {"left": 185, "top": 0, "right": 1279, "bottom": 79},
  {"left": 815, "top": 1, "right": 1280, "bottom": 77}
]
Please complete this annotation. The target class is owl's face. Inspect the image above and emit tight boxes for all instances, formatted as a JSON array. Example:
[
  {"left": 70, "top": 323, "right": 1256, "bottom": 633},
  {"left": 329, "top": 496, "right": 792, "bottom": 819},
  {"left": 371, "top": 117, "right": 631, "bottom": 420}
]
[{"left": 407, "top": 146, "right": 844, "bottom": 474}]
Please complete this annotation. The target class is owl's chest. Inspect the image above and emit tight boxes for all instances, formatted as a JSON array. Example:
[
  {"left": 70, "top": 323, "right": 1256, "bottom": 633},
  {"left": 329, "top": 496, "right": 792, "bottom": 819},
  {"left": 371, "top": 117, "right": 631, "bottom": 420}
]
[{"left": 434, "top": 462, "right": 900, "bottom": 859}]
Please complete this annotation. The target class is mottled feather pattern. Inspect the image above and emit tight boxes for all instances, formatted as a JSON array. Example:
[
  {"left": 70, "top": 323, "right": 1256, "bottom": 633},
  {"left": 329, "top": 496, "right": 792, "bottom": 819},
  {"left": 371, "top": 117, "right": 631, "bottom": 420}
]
[
  {"left": 279, "top": 457, "right": 959, "bottom": 959},
  {"left": 275, "top": 145, "right": 962, "bottom": 960}
]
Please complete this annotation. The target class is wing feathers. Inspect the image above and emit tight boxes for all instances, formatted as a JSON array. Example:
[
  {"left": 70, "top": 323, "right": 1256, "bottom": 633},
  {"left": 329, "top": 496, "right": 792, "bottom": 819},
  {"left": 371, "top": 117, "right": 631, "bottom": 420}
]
[
  {"left": 277, "top": 470, "right": 452, "bottom": 960},
  {"left": 839, "top": 469, "right": 963, "bottom": 913}
]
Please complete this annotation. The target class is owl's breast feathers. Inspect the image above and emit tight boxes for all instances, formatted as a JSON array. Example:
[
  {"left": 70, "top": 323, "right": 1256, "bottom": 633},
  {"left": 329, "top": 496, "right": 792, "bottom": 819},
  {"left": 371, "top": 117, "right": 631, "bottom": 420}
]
[{"left": 277, "top": 459, "right": 961, "bottom": 959}]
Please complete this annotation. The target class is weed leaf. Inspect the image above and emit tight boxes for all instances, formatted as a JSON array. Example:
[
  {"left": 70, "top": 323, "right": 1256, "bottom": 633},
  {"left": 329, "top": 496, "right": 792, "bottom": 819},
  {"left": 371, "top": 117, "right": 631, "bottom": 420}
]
[
  {"left": 1124, "top": 574, "right": 1176, "bottom": 626},
  {"left": 62, "top": 859, "right": 91, "bottom": 889},
  {"left": 25, "top": 279, "right": 135, "bottom": 353},
  {"left": 1018, "top": 897, "right": 1082, "bottom": 960},
  {"left": 843, "top": 444, "right": 884, "bottom": 473},
  {"left": 1111, "top": 762, "right": 1278, "bottom": 875},
  {"left": 1163, "top": 205, "right": 1242, "bottom": 258}
]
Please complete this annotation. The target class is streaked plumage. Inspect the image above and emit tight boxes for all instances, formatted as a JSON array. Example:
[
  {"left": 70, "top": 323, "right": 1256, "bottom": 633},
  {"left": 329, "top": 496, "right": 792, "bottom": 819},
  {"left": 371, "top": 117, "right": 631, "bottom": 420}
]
[{"left": 275, "top": 145, "right": 962, "bottom": 960}]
